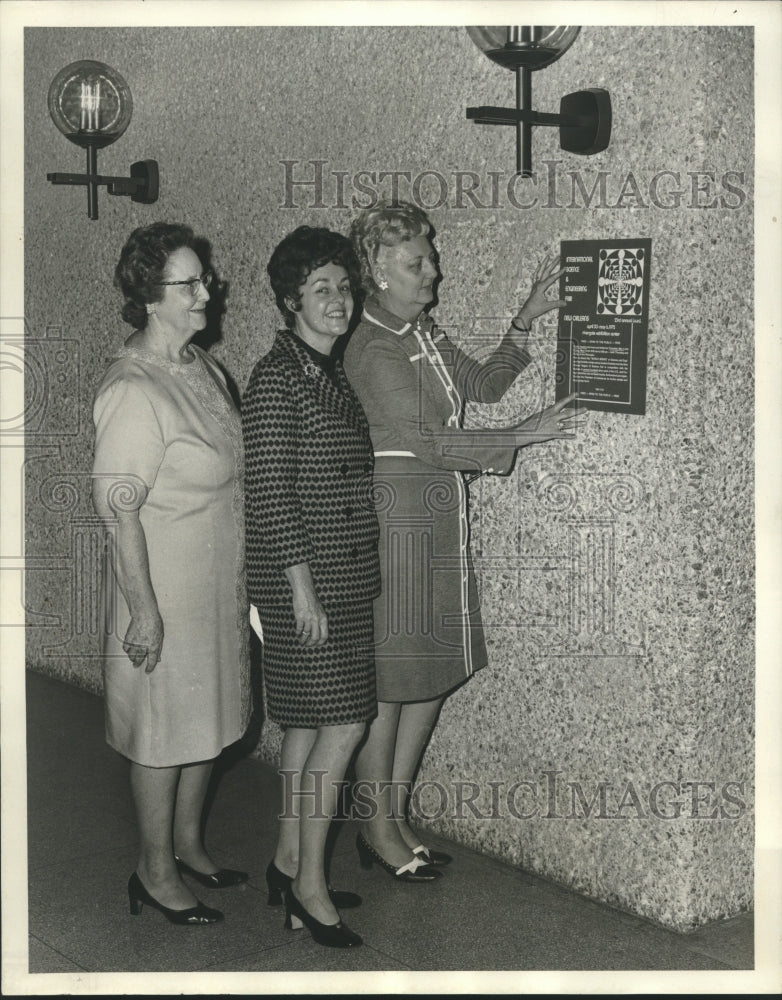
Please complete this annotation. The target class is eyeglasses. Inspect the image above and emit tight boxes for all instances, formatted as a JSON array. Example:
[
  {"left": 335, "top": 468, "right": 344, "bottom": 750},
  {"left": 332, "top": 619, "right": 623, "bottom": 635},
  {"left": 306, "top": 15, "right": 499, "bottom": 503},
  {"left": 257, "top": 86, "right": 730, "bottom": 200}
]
[{"left": 159, "top": 270, "right": 213, "bottom": 296}]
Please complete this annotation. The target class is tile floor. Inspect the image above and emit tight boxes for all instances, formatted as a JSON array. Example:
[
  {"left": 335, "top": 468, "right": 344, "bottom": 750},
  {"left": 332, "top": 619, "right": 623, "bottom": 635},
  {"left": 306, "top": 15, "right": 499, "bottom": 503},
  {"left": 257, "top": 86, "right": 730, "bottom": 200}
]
[{"left": 22, "top": 669, "right": 754, "bottom": 982}]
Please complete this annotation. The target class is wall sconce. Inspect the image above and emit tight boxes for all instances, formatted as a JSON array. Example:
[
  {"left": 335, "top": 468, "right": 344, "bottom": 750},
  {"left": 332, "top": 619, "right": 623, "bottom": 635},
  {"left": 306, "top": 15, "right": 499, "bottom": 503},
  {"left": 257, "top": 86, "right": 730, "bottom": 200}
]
[
  {"left": 466, "top": 26, "right": 611, "bottom": 177},
  {"left": 46, "top": 60, "right": 158, "bottom": 220}
]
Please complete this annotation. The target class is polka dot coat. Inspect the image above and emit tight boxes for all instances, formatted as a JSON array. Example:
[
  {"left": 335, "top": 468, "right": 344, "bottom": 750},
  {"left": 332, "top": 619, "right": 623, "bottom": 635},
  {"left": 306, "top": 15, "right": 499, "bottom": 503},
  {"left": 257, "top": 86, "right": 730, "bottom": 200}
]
[
  {"left": 243, "top": 327, "right": 381, "bottom": 596},
  {"left": 242, "top": 332, "right": 381, "bottom": 726}
]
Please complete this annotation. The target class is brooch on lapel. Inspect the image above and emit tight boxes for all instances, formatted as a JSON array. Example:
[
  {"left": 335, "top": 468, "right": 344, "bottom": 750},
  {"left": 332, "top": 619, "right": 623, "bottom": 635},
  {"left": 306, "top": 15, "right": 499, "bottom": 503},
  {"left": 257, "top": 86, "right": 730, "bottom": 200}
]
[{"left": 303, "top": 361, "right": 321, "bottom": 380}]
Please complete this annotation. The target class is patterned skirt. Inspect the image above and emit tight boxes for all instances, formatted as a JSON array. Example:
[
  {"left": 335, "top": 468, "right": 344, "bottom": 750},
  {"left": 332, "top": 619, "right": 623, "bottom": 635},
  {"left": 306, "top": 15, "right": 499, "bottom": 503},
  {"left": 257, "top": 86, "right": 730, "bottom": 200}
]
[{"left": 258, "top": 600, "right": 376, "bottom": 728}]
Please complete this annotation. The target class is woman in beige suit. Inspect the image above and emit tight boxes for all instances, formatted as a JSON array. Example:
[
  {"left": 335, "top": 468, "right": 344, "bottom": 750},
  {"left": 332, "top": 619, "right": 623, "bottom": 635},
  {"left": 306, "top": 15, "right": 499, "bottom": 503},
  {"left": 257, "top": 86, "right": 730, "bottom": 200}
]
[{"left": 343, "top": 201, "right": 578, "bottom": 880}]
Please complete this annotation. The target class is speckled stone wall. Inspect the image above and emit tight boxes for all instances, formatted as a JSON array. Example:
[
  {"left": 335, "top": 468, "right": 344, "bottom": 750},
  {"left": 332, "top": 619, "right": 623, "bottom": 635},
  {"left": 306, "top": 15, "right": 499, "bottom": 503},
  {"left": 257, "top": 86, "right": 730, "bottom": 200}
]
[{"left": 23, "top": 26, "right": 753, "bottom": 931}]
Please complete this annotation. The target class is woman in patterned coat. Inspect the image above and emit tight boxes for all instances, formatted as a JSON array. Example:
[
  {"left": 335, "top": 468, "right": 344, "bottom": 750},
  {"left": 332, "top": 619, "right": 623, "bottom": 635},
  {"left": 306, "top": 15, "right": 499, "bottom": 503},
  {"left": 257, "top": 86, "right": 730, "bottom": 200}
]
[
  {"left": 92, "top": 223, "right": 251, "bottom": 926},
  {"left": 242, "top": 227, "right": 380, "bottom": 948},
  {"left": 344, "top": 202, "right": 579, "bottom": 879}
]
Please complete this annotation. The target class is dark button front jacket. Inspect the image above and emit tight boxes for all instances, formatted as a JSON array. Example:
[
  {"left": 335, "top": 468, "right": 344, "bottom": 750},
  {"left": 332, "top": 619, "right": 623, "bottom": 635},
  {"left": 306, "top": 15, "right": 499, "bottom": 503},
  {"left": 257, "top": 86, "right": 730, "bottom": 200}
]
[{"left": 242, "top": 331, "right": 381, "bottom": 608}]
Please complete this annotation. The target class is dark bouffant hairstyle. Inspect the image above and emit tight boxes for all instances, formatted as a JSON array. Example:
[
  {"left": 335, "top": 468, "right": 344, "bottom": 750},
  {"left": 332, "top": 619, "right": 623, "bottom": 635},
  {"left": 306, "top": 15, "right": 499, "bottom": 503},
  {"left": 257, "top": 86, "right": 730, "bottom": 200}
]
[
  {"left": 350, "top": 200, "right": 432, "bottom": 292},
  {"left": 114, "top": 222, "right": 194, "bottom": 329},
  {"left": 266, "top": 226, "right": 362, "bottom": 329}
]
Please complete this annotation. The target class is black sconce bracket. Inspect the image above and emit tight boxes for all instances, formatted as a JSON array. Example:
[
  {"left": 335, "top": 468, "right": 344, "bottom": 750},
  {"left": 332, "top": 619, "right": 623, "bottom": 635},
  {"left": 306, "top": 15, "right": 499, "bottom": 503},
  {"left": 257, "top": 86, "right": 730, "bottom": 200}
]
[
  {"left": 47, "top": 158, "right": 159, "bottom": 202},
  {"left": 467, "top": 86, "right": 611, "bottom": 175},
  {"left": 468, "top": 88, "right": 611, "bottom": 155},
  {"left": 465, "top": 28, "right": 611, "bottom": 177},
  {"left": 47, "top": 148, "right": 158, "bottom": 220}
]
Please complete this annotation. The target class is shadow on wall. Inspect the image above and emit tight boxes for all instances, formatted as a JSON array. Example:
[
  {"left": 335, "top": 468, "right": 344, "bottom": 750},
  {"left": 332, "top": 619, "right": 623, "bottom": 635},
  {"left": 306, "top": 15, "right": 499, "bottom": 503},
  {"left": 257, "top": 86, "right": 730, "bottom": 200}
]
[{"left": 190, "top": 236, "right": 241, "bottom": 409}]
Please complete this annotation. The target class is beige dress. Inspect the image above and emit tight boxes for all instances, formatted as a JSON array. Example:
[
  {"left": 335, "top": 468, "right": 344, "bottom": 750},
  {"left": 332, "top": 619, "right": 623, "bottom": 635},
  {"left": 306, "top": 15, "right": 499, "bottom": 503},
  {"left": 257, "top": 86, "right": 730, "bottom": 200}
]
[{"left": 92, "top": 344, "right": 251, "bottom": 767}]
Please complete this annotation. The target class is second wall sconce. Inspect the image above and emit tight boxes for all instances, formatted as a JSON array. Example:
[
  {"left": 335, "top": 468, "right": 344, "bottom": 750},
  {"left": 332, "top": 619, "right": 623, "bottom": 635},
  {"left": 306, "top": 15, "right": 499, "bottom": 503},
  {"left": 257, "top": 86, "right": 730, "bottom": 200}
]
[
  {"left": 46, "top": 60, "right": 159, "bottom": 220},
  {"left": 466, "top": 26, "right": 611, "bottom": 177}
]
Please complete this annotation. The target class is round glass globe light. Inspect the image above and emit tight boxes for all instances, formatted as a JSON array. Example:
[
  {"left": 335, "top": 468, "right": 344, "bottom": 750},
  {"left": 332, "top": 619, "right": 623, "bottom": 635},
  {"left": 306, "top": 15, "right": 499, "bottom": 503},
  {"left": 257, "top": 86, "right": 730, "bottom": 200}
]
[
  {"left": 47, "top": 60, "right": 133, "bottom": 149},
  {"left": 466, "top": 26, "right": 581, "bottom": 71}
]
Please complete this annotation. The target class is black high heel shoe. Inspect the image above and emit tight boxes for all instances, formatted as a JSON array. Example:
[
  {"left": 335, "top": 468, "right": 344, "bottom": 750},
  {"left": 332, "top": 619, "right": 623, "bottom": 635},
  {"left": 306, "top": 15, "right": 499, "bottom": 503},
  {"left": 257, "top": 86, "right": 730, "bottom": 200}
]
[
  {"left": 412, "top": 843, "right": 453, "bottom": 866},
  {"left": 265, "top": 861, "right": 361, "bottom": 909},
  {"left": 283, "top": 886, "right": 362, "bottom": 948},
  {"left": 174, "top": 855, "right": 248, "bottom": 888},
  {"left": 127, "top": 872, "right": 224, "bottom": 925},
  {"left": 356, "top": 833, "right": 442, "bottom": 882}
]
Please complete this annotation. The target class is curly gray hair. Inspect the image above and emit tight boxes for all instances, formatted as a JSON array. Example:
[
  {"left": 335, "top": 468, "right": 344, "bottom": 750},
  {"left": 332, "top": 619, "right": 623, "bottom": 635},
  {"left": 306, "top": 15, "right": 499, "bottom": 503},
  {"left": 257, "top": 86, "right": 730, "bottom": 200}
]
[{"left": 349, "top": 201, "right": 432, "bottom": 293}]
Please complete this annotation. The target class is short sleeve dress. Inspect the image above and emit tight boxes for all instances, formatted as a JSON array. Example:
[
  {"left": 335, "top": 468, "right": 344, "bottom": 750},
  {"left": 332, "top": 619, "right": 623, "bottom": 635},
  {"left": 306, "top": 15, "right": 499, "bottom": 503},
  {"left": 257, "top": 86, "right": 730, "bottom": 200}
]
[{"left": 92, "top": 344, "right": 251, "bottom": 767}]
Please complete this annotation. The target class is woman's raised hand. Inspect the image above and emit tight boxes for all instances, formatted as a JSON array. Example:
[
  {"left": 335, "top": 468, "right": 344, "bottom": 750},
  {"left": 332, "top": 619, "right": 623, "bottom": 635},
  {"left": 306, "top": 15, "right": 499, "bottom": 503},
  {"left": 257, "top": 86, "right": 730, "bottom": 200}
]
[
  {"left": 123, "top": 611, "right": 164, "bottom": 673},
  {"left": 514, "top": 392, "right": 583, "bottom": 444},
  {"left": 514, "top": 253, "right": 566, "bottom": 327}
]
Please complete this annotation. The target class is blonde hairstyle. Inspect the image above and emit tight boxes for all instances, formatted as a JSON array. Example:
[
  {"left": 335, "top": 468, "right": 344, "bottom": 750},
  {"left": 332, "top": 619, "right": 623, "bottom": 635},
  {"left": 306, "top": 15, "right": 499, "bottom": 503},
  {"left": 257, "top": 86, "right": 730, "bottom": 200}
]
[{"left": 350, "top": 201, "right": 432, "bottom": 292}]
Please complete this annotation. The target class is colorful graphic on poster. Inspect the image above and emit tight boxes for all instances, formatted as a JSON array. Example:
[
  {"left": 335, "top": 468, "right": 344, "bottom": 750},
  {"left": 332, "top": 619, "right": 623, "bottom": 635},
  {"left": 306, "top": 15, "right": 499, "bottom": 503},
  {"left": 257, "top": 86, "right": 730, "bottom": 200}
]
[{"left": 556, "top": 238, "right": 651, "bottom": 414}]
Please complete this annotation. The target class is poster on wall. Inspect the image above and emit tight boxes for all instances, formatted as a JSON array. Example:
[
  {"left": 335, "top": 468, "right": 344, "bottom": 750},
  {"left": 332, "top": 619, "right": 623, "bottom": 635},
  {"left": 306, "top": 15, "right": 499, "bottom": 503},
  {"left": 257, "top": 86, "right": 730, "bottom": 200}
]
[{"left": 555, "top": 238, "right": 651, "bottom": 414}]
